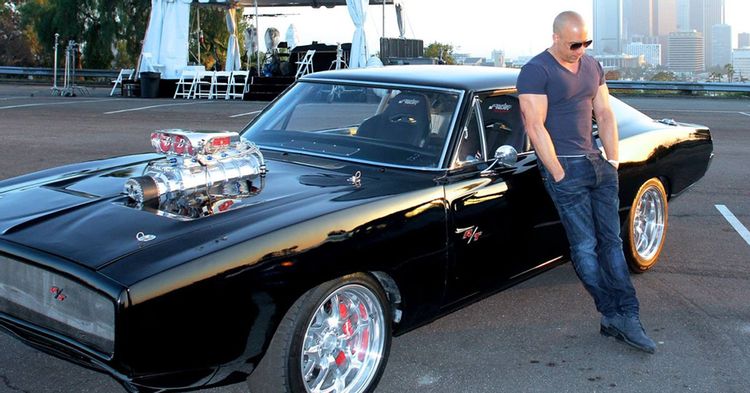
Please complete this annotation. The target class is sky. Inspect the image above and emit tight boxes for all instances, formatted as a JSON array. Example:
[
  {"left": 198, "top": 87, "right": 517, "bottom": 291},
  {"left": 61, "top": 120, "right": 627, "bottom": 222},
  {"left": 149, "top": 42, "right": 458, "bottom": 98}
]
[{"left": 243, "top": 0, "right": 750, "bottom": 59}]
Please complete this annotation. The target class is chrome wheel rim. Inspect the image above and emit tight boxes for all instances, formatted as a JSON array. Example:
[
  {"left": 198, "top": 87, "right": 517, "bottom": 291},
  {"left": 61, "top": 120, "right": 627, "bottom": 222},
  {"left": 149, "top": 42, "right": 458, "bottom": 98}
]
[
  {"left": 632, "top": 186, "right": 666, "bottom": 261},
  {"left": 301, "top": 284, "right": 385, "bottom": 393}
]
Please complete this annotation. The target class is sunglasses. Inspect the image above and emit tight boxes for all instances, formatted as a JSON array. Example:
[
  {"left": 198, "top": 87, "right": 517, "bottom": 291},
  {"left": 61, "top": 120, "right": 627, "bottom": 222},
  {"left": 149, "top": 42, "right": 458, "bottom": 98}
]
[{"left": 569, "top": 40, "right": 593, "bottom": 50}]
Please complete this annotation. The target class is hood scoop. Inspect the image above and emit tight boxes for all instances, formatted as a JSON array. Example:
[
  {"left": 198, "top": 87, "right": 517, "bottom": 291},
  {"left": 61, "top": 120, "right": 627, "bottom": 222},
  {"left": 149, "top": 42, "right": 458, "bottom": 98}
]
[{"left": 0, "top": 187, "right": 100, "bottom": 235}]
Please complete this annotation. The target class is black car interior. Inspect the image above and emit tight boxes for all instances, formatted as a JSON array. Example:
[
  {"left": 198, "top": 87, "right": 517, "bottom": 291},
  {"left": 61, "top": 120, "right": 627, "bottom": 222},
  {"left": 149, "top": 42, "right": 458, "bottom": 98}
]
[{"left": 358, "top": 92, "right": 432, "bottom": 147}]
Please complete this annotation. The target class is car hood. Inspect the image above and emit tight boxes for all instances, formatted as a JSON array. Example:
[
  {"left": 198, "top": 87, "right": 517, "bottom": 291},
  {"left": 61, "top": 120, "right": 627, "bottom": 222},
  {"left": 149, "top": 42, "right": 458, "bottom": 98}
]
[{"left": 0, "top": 152, "right": 434, "bottom": 277}]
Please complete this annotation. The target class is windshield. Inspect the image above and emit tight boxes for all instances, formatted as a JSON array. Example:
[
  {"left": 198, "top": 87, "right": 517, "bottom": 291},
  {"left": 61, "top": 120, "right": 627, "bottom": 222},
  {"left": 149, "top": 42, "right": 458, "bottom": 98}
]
[{"left": 241, "top": 81, "right": 461, "bottom": 169}]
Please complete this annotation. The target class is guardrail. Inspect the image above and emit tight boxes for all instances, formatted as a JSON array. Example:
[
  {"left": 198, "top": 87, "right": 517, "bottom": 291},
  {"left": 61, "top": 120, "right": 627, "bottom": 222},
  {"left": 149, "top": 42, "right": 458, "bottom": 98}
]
[
  {"left": 2, "top": 66, "right": 750, "bottom": 93},
  {"left": 0, "top": 66, "right": 118, "bottom": 79},
  {"left": 607, "top": 80, "right": 750, "bottom": 93}
]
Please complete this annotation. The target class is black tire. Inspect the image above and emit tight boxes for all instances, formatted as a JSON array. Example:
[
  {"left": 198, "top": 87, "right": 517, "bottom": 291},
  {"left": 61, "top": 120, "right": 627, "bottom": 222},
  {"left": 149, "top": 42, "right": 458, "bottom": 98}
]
[
  {"left": 624, "top": 178, "right": 669, "bottom": 273},
  {"left": 247, "top": 273, "right": 392, "bottom": 393}
]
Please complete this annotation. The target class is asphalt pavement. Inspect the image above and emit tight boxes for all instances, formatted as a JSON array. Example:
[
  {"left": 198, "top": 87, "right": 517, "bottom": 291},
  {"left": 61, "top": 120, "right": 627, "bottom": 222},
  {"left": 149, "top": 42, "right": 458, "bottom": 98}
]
[{"left": 0, "top": 83, "right": 749, "bottom": 393}]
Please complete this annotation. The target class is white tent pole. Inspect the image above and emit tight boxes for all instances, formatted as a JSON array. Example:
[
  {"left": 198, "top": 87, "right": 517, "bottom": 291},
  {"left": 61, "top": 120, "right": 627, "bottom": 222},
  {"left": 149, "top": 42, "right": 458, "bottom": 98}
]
[
  {"left": 52, "top": 33, "right": 59, "bottom": 93},
  {"left": 382, "top": 0, "right": 385, "bottom": 40},
  {"left": 255, "top": 0, "right": 260, "bottom": 76},
  {"left": 197, "top": 8, "right": 201, "bottom": 65}
]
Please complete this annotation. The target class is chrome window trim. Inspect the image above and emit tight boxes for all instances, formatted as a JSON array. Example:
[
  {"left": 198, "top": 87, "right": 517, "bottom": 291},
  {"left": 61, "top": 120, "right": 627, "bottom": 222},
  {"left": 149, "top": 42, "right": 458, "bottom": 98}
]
[{"left": 258, "top": 146, "right": 450, "bottom": 173}]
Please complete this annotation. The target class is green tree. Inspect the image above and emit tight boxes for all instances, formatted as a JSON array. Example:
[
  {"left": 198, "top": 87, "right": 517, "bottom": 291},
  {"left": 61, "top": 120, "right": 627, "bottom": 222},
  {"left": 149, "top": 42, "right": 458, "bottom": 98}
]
[
  {"left": 724, "top": 63, "right": 734, "bottom": 82},
  {"left": 112, "top": 0, "right": 149, "bottom": 67},
  {"left": 424, "top": 42, "right": 455, "bottom": 65},
  {"left": 650, "top": 71, "right": 676, "bottom": 81},
  {"left": 605, "top": 69, "right": 621, "bottom": 80},
  {"left": 18, "top": 1, "right": 243, "bottom": 70},
  {"left": 191, "top": 6, "right": 247, "bottom": 70},
  {"left": 1, "top": 1, "right": 39, "bottom": 65},
  {"left": 21, "top": 0, "right": 119, "bottom": 68}
]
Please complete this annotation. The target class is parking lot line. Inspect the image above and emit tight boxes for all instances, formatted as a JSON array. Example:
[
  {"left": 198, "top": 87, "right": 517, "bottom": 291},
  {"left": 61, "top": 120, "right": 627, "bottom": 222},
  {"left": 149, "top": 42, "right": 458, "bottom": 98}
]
[
  {"left": 645, "top": 108, "right": 748, "bottom": 115},
  {"left": 229, "top": 110, "right": 263, "bottom": 118},
  {"left": 715, "top": 205, "right": 750, "bottom": 246},
  {"left": 739, "top": 112, "right": 750, "bottom": 117},
  {"left": 0, "top": 98, "right": 118, "bottom": 110},
  {"left": 104, "top": 102, "right": 202, "bottom": 115},
  {"left": 0, "top": 96, "right": 33, "bottom": 101}
]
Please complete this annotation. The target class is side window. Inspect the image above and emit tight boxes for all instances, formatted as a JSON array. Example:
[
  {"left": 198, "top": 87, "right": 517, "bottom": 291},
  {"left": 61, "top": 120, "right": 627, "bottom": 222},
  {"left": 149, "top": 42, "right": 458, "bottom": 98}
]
[
  {"left": 480, "top": 94, "right": 527, "bottom": 154},
  {"left": 453, "top": 98, "right": 485, "bottom": 167}
]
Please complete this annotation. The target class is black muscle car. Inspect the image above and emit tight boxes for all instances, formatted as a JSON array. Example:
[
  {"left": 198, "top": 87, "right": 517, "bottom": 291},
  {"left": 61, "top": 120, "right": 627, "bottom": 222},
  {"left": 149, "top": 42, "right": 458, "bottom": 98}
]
[{"left": 0, "top": 65, "right": 713, "bottom": 393}]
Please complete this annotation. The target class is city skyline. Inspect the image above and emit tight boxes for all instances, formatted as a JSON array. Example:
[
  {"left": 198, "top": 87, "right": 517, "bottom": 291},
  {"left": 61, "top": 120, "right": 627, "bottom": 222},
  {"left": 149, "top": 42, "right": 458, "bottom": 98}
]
[{"left": 244, "top": 0, "right": 750, "bottom": 59}]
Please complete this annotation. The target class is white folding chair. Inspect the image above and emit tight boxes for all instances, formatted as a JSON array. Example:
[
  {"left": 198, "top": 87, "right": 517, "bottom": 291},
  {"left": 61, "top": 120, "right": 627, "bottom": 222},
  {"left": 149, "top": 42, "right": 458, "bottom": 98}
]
[
  {"left": 173, "top": 69, "right": 198, "bottom": 99},
  {"left": 226, "top": 70, "right": 249, "bottom": 100},
  {"left": 110, "top": 68, "right": 135, "bottom": 96},
  {"left": 210, "top": 71, "right": 232, "bottom": 99},
  {"left": 295, "top": 50, "right": 316, "bottom": 79},
  {"left": 191, "top": 71, "right": 215, "bottom": 99}
]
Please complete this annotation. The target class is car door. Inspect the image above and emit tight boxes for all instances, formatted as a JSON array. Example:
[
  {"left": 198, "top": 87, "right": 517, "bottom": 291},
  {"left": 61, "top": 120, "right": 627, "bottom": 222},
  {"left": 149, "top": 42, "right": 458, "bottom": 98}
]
[{"left": 443, "top": 92, "right": 567, "bottom": 305}]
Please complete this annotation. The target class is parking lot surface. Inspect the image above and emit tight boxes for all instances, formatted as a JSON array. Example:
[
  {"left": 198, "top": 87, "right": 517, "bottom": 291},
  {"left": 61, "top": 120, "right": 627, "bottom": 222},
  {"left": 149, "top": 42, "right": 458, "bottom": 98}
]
[{"left": 1, "top": 84, "right": 749, "bottom": 392}]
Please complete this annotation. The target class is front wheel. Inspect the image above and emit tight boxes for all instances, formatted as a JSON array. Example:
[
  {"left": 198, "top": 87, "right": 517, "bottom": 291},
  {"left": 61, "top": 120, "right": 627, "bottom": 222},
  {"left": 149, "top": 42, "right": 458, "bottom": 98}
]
[
  {"left": 624, "top": 178, "right": 669, "bottom": 272},
  {"left": 248, "top": 273, "right": 392, "bottom": 393}
]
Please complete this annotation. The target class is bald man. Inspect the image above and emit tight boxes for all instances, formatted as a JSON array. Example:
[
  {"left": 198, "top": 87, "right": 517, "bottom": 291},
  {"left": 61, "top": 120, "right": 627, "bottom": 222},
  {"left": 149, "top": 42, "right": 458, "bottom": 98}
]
[{"left": 517, "top": 11, "right": 656, "bottom": 354}]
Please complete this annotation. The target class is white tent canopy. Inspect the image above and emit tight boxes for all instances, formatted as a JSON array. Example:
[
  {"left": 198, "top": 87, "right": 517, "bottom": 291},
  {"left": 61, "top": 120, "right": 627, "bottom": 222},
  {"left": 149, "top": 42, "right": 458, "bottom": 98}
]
[
  {"left": 197, "top": 0, "right": 391, "bottom": 7},
  {"left": 225, "top": 7, "right": 242, "bottom": 71},
  {"left": 140, "top": 0, "right": 192, "bottom": 79},
  {"left": 140, "top": 0, "right": 393, "bottom": 78},
  {"left": 346, "top": 0, "right": 368, "bottom": 68}
]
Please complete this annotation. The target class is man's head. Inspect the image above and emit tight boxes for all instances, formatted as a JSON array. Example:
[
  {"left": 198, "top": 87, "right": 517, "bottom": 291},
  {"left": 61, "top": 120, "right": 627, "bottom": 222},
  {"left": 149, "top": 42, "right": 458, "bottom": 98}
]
[{"left": 551, "top": 11, "right": 591, "bottom": 64}]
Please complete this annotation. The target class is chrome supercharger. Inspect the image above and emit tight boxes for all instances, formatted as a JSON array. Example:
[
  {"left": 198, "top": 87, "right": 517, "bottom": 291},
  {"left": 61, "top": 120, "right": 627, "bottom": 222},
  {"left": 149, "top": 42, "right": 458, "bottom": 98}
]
[{"left": 124, "top": 130, "right": 267, "bottom": 211}]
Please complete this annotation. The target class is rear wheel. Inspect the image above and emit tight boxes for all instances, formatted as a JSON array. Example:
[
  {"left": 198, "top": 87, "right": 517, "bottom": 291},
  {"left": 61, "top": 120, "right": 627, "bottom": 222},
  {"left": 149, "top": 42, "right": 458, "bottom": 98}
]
[
  {"left": 247, "top": 273, "right": 391, "bottom": 393},
  {"left": 624, "top": 178, "right": 668, "bottom": 272}
]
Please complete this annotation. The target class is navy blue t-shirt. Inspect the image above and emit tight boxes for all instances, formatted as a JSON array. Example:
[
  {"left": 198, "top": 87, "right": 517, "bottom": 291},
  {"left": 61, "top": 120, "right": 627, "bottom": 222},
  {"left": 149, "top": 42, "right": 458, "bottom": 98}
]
[{"left": 517, "top": 50, "right": 605, "bottom": 155}]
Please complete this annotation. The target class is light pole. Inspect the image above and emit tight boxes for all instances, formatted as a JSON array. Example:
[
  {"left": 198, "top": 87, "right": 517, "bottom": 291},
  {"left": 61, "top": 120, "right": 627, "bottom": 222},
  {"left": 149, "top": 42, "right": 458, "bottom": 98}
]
[{"left": 51, "top": 33, "right": 60, "bottom": 95}]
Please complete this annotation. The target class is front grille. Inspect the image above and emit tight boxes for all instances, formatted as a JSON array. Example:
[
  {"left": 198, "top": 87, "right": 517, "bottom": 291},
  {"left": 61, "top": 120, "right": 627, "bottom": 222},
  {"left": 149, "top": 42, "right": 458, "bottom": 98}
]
[{"left": 0, "top": 254, "right": 115, "bottom": 354}]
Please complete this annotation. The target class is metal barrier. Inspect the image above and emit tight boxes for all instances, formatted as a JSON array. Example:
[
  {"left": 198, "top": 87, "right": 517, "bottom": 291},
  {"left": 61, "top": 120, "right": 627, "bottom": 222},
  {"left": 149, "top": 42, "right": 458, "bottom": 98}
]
[
  {"left": 0, "top": 66, "right": 118, "bottom": 79},
  {"left": 607, "top": 80, "right": 750, "bottom": 93},
  {"left": 2, "top": 66, "right": 750, "bottom": 94}
]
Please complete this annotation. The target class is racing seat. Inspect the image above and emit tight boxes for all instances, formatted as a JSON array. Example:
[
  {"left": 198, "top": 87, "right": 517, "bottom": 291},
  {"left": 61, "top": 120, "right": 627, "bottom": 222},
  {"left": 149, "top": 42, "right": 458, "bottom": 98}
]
[
  {"left": 481, "top": 95, "right": 527, "bottom": 153},
  {"left": 357, "top": 92, "right": 431, "bottom": 147}
]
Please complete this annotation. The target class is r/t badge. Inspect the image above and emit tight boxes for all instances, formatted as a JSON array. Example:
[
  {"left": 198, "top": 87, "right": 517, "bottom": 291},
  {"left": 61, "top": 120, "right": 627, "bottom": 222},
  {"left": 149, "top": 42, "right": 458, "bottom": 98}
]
[{"left": 456, "top": 226, "right": 483, "bottom": 244}]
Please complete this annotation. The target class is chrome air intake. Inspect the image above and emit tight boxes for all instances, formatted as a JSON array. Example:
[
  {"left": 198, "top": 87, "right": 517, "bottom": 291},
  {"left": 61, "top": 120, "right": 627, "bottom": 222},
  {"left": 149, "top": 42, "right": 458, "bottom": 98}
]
[{"left": 124, "top": 130, "right": 267, "bottom": 208}]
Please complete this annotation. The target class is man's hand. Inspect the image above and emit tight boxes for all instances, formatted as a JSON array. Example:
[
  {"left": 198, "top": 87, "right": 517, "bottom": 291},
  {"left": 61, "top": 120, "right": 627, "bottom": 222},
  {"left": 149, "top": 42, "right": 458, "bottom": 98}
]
[{"left": 553, "top": 170, "right": 566, "bottom": 182}]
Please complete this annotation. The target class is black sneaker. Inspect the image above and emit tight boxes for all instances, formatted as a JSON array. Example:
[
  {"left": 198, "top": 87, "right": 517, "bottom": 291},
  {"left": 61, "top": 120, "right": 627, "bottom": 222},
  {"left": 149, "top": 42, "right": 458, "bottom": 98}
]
[{"left": 602, "top": 314, "right": 656, "bottom": 354}]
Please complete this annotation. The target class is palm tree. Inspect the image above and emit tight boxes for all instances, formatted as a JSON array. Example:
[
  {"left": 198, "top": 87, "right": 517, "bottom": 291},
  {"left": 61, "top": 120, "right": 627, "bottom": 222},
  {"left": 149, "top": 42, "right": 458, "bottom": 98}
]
[{"left": 724, "top": 64, "right": 734, "bottom": 82}]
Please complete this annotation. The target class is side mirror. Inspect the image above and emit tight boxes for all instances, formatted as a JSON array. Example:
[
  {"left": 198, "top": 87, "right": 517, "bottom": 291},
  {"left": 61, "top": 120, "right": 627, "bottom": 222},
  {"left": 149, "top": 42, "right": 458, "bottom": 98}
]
[
  {"left": 493, "top": 145, "right": 518, "bottom": 167},
  {"left": 481, "top": 145, "right": 518, "bottom": 176}
]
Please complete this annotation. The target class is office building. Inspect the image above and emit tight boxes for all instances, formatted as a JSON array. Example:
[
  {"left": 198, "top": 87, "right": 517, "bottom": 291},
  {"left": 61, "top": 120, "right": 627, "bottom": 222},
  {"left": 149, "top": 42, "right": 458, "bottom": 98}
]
[
  {"left": 738, "top": 32, "right": 750, "bottom": 48},
  {"left": 652, "top": 0, "right": 678, "bottom": 65},
  {"left": 702, "top": 0, "right": 725, "bottom": 68},
  {"left": 732, "top": 48, "right": 750, "bottom": 80},
  {"left": 676, "top": 0, "right": 690, "bottom": 30},
  {"left": 594, "top": 0, "right": 623, "bottom": 54},
  {"left": 625, "top": 42, "right": 662, "bottom": 65},
  {"left": 668, "top": 31, "right": 704, "bottom": 72},
  {"left": 491, "top": 50, "right": 505, "bottom": 68},
  {"left": 711, "top": 24, "right": 731, "bottom": 68},
  {"left": 653, "top": 0, "right": 677, "bottom": 36},
  {"left": 624, "top": 0, "right": 653, "bottom": 38},
  {"left": 595, "top": 53, "right": 646, "bottom": 70},
  {"left": 676, "top": 0, "right": 703, "bottom": 31}
]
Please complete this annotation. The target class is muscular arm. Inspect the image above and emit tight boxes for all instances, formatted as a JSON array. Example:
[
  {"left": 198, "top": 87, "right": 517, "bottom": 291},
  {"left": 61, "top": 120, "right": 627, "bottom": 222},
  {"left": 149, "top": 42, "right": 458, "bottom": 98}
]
[
  {"left": 519, "top": 93, "right": 565, "bottom": 182},
  {"left": 593, "top": 84, "right": 619, "bottom": 165}
]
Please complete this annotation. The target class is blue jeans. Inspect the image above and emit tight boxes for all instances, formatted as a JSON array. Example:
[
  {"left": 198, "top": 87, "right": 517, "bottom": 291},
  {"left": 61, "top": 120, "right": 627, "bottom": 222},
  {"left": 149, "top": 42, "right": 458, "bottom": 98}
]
[{"left": 539, "top": 153, "right": 639, "bottom": 318}]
